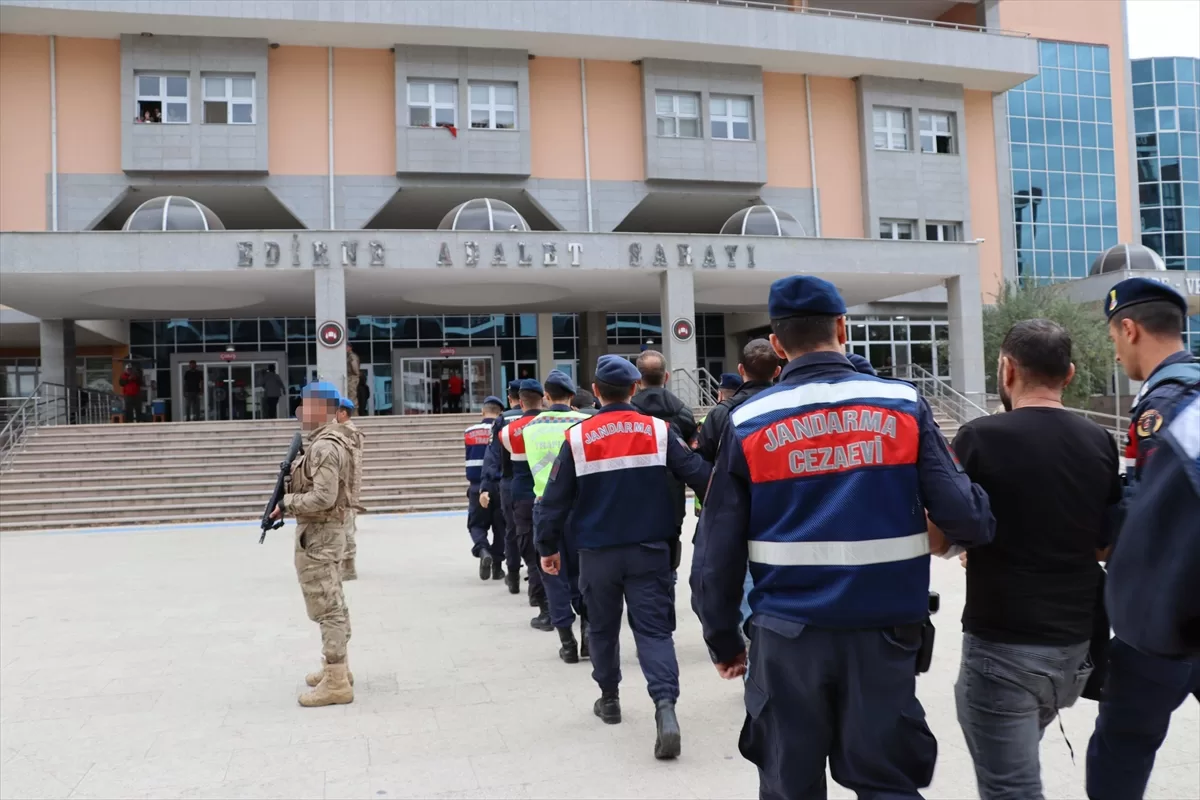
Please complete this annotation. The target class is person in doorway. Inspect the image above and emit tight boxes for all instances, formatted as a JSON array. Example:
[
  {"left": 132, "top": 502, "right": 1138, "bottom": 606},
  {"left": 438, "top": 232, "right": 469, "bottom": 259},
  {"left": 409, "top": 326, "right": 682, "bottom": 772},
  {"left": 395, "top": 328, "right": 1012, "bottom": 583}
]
[
  {"left": 334, "top": 397, "right": 364, "bottom": 581},
  {"left": 119, "top": 364, "right": 141, "bottom": 423},
  {"left": 261, "top": 364, "right": 287, "bottom": 420},
  {"left": 183, "top": 360, "right": 203, "bottom": 421},
  {"left": 357, "top": 373, "right": 370, "bottom": 417},
  {"left": 448, "top": 370, "right": 464, "bottom": 413},
  {"left": 232, "top": 379, "right": 248, "bottom": 420}
]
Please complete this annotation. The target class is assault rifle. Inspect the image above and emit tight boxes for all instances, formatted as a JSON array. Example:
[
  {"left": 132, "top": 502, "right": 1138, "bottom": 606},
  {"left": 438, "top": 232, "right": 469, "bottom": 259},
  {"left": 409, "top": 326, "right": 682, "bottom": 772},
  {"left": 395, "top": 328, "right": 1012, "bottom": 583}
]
[{"left": 260, "top": 431, "right": 304, "bottom": 543}]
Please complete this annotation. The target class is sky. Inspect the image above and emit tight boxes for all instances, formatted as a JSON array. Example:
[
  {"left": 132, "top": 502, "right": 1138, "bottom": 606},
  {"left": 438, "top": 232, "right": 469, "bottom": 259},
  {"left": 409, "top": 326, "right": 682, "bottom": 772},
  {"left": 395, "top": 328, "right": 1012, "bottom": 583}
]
[{"left": 1126, "top": 0, "right": 1200, "bottom": 59}]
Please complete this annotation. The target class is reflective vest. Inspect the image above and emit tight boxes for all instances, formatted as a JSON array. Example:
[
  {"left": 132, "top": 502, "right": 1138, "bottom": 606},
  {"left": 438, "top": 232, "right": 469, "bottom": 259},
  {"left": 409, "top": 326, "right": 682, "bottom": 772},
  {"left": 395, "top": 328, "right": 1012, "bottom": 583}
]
[
  {"left": 464, "top": 420, "right": 492, "bottom": 485},
  {"left": 566, "top": 409, "right": 675, "bottom": 550},
  {"left": 500, "top": 412, "right": 539, "bottom": 499},
  {"left": 730, "top": 376, "right": 927, "bottom": 628},
  {"left": 522, "top": 409, "right": 589, "bottom": 497}
]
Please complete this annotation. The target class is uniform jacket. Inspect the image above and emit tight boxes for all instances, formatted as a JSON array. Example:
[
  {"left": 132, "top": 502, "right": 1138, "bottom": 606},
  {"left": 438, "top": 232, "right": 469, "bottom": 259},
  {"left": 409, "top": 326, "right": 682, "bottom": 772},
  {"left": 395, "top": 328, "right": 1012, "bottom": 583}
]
[
  {"left": 464, "top": 417, "right": 494, "bottom": 486},
  {"left": 499, "top": 409, "right": 542, "bottom": 500},
  {"left": 631, "top": 386, "right": 699, "bottom": 524},
  {"left": 1123, "top": 351, "right": 1200, "bottom": 492},
  {"left": 341, "top": 420, "right": 365, "bottom": 512},
  {"left": 694, "top": 380, "right": 774, "bottom": 463},
  {"left": 283, "top": 421, "right": 355, "bottom": 523},
  {"left": 535, "top": 403, "right": 711, "bottom": 556},
  {"left": 480, "top": 408, "right": 523, "bottom": 495},
  {"left": 690, "top": 352, "right": 994, "bottom": 664},
  {"left": 346, "top": 350, "right": 361, "bottom": 397}
]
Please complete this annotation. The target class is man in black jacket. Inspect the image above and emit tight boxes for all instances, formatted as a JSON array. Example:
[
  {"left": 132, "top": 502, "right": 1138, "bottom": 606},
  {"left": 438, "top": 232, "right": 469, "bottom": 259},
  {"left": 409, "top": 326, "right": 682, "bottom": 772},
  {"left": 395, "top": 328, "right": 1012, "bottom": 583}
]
[
  {"left": 631, "top": 350, "right": 698, "bottom": 561},
  {"left": 694, "top": 339, "right": 780, "bottom": 463}
]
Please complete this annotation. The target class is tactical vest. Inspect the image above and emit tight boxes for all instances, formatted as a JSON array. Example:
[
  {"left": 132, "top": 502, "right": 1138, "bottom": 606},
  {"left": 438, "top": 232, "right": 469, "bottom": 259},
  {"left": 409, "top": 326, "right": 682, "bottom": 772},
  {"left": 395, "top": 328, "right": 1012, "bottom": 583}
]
[
  {"left": 730, "top": 375, "right": 927, "bottom": 628},
  {"left": 290, "top": 423, "right": 355, "bottom": 523},
  {"left": 500, "top": 413, "right": 539, "bottom": 499},
  {"left": 464, "top": 420, "right": 493, "bottom": 485},
  {"left": 522, "top": 409, "right": 589, "bottom": 497}
]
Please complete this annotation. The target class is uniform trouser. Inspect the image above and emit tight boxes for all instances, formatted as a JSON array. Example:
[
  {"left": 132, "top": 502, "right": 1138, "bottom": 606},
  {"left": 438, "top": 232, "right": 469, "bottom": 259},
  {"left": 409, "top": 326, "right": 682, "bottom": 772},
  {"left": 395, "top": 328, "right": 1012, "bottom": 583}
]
[
  {"left": 578, "top": 542, "right": 678, "bottom": 702},
  {"left": 532, "top": 503, "right": 576, "bottom": 629},
  {"left": 741, "top": 623, "right": 936, "bottom": 800},
  {"left": 344, "top": 511, "right": 357, "bottom": 561},
  {"left": 1086, "top": 636, "right": 1200, "bottom": 800},
  {"left": 466, "top": 485, "right": 505, "bottom": 561},
  {"left": 294, "top": 519, "right": 352, "bottom": 663},
  {"left": 499, "top": 481, "right": 520, "bottom": 574},
  {"left": 510, "top": 497, "right": 546, "bottom": 606}
]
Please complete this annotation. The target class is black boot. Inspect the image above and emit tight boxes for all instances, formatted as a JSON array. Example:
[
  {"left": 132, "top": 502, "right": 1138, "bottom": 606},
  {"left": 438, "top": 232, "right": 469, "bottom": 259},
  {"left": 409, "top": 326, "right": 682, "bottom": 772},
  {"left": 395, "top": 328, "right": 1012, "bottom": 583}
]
[
  {"left": 530, "top": 603, "right": 553, "bottom": 632},
  {"left": 491, "top": 558, "right": 505, "bottom": 581},
  {"left": 557, "top": 627, "right": 579, "bottom": 664},
  {"left": 478, "top": 553, "right": 492, "bottom": 581},
  {"left": 593, "top": 691, "right": 621, "bottom": 725},
  {"left": 504, "top": 568, "right": 520, "bottom": 594},
  {"left": 654, "top": 699, "right": 681, "bottom": 760},
  {"left": 579, "top": 618, "right": 590, "bottom": 659}
]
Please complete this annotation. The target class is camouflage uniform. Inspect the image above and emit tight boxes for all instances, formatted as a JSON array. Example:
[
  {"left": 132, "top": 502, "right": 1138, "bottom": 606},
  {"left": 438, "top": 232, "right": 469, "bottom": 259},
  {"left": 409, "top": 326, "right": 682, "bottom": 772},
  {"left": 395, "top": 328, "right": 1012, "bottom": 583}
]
[
  {"left": 346, "top": 349, "right": 361, "bottom": 400},
  {"left": 341, "top": 418, "right": 366, "bottom": 577},
  {"left": 283, "top": 420, "right": 355, "bottom": 670}
]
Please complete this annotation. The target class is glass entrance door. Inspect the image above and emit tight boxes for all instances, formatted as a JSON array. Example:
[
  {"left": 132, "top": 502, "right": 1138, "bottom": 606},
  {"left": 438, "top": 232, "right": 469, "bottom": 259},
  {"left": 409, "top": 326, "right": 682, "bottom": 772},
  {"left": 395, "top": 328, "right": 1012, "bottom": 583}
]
[
  {"left": 399, "top": 358, "right": 436, "bottom": 415},
  {"left": 205, "top": 364, "right": 231, "bottom": 421},
  {"left": 398, "top": 356, "right": 495, "bottom": 415},
  {"left": 187, "top": 359, "right": 280, "bottom": 421}
]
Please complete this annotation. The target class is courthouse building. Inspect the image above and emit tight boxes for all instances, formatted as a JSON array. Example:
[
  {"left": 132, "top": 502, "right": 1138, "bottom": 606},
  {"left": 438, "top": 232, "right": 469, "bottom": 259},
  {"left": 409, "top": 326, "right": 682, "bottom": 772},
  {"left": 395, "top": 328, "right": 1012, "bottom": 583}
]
[{"left": 0, "top": 0, "right": 1149, "bottom": 419}]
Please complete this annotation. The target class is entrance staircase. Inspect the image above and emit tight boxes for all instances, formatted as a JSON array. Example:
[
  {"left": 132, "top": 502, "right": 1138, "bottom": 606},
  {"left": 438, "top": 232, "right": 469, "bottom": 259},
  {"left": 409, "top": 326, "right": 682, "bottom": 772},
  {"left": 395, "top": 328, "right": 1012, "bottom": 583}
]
[{"left": 0, "top": 410, "right": 964, "bottom": 533}]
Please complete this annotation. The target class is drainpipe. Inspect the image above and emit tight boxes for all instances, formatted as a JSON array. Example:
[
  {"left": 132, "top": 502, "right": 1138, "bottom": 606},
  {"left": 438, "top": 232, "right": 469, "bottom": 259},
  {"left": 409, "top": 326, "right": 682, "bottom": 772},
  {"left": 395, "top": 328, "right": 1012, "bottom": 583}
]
[
  {"left": 328, "top": 47, "right": 335, "bottom": 229},
  {"left": 580, "top": 59, "right": 594, "bottom": 232},
  {"left": 805, "top": 74, "right": 821, "bottom": 237},
  {"left": 49, "top": 35, "right": 59, "bottom": 232}
]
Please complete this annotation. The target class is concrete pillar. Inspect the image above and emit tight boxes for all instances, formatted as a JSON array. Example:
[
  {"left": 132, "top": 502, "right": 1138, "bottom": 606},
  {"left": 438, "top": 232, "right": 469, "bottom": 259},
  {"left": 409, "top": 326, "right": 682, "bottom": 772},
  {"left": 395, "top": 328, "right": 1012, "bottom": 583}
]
[
  {"left": 38, "top": 319, "right": 77, "bottom": 389},
  {"left": 659, "top": 270, "right": 698, "bottom": 405},
  {"left": 946, "top": 271, "right": 986, "bottom": 407},
  {"left": 314, "top": 268, "right": 348, "bottom": 394},
  {"left": 536, "top": 312, "right": 556, "bottom": 381},
  {"left": 578, "top": 311, "right": 607, "bottom": 386}
]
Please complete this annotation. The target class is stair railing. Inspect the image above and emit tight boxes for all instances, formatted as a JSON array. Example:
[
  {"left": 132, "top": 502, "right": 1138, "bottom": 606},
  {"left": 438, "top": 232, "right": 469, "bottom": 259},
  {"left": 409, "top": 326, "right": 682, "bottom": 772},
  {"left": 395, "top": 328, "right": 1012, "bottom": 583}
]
[
  {"left": 670, "top": 366, "right": 720, "bottom": 409},
  {"left": 891, "top": 364, "right": 989, "bottom": 426},
  {"left": 0, "top": 383, "right": 122, "bottom": 471}
]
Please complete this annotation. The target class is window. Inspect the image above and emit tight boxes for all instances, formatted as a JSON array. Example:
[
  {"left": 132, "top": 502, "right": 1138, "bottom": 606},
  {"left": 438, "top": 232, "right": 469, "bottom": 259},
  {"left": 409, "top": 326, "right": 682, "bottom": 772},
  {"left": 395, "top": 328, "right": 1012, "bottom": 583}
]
[
  {"left": 202, "top": 75, "right": 254, "bottom": 124},
  {"left": 879, "top": 220, "right": 915, "bottom": 240},
  {"left": 919, "top": 111, "right": 955, "bottom": 154},
  {"left": 710, "top": 95, "right": 751, "bottom": 140},
  {"left": 1157, "top": 107, "right": 1178, "bottom": 133},
  {"left": 925, "top": 222, "right": 962, "bottom": 242},
  {"left": 135, "top": 74, "right": 189, "bottom": 124},
  {"left": 656, "top": 92, "right": 701, "bottom": 138},
  {"left": 468, "top": 83, "right": 517, "bottom": 130},
  {"left": 872, "top": 107, "right": 909, "bottom": 150},
  {"left": 408, "top": 80, "right": 457, "bottom": 128}
]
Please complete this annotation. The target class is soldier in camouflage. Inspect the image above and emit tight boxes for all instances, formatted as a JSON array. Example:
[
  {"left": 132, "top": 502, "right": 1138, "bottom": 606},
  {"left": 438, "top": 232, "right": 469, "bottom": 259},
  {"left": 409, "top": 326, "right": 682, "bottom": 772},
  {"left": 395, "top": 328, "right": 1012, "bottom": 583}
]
[
  {"left": 346, "top": 348, "right": 361, "bottom": 401},
  {"left": 269, "top": 380, "right": 357, "bottom": 707},
  {"left": 335, "top": 396, "right": 365, "bottom": 581}
]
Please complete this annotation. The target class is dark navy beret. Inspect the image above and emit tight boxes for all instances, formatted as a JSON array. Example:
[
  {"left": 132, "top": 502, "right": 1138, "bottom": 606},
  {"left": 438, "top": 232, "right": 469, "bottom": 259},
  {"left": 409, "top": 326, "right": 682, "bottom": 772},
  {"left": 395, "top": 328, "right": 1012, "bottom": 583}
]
[
  {"left": 507, "top": 379, "right": 522, "bottom": 394},
  {"left": 544, "top": 369, "right": 576, "bottom": 395},
  {"left": 482, "top": 395, "right": 503, "bottom": 407},
  {"left": 519, "top": 378, "right": 544, "bottom": 395},
  {"left": 1105, "top": 277, "right": 1187, "bottom": 319},
  {"left": 719, "top": 373, "right": 743, "bottom": 391},
  {"left": 768, "top": 275, "right": 847, "bottom": 319},
  {"left": 595, "top": 354, "right": 641, "bottom": 385}
]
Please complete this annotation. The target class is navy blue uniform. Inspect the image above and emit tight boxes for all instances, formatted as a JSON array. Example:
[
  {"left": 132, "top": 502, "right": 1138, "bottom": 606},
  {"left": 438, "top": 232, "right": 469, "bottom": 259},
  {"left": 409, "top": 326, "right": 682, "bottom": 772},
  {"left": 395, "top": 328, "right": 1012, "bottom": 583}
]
[
  {"left": 465, "top": 418, "right": 505, "bottom": 562},
  {"left": 482, "top": 407, "right": 523, "bottom": 577},
  {"left": 500, "top": 409, "right": 545, "bottom": 608},
  {"left": 692, "top": 352, "right": 994, "bottom": 799},
  {"left": 537, "top": 403, "right": 711, "bottom": 703}
]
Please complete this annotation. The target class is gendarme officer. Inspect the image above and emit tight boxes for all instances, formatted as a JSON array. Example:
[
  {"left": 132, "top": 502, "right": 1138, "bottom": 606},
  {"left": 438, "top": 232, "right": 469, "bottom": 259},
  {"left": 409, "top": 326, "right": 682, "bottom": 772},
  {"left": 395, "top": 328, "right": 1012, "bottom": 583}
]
[
  {"left": 481, "top": 380, "right": 526, "bottom": 594},
  {"left": 691, "top": 275, "right": 994, "bottom": 799},
  {"left": 537, "top": 355, "right": 711, "bottom": 760}
]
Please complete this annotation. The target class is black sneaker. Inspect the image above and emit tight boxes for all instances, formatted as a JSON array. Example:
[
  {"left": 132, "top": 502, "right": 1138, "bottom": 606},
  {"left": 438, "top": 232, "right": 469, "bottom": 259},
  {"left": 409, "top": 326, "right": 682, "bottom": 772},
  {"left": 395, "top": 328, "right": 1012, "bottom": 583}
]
[
  {"left": 491, "top": 558, "right": 505, "bottom": 581},
  {"left": 478, "top": 553, "right": 492, "bottom": 582},
  {"left": 593, "top": 692, "right": 621, "bottom": 725},
  {"left": 654, "top": 699, "right": 681, "bottom": 760}
]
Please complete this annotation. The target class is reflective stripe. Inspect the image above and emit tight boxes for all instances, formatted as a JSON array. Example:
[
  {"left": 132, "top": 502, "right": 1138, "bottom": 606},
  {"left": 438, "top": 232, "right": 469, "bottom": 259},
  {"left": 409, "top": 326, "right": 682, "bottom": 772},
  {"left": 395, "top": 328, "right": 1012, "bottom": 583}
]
[
  {"left": 732, "top": 380, "right": 918, "bottom": 426},
  {"left": 1168, "top": 396, "right": 1200, "bottom": 459},
  {"left": 568, "top": 416, "right": 668, "bottom": 476},
  {"left": 465, "top": 459, "right": 484, "bottom": 468},
  {"left": 748, "top": 532, "right": 930, "bottom": 566},
  {"left": 511, "top": 453, "right": 528, "bottom": 462},
  {"left": 1120, "top": 456, "right": 1136, "bottom": 475}
]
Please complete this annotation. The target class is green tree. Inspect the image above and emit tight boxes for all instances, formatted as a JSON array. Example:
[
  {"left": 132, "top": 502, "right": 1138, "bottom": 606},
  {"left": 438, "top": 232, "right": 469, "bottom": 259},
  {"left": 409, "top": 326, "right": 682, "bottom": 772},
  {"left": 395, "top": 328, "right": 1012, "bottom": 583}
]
[{"left": 983, "top": 282, "right": 1114, "bottom": 408}]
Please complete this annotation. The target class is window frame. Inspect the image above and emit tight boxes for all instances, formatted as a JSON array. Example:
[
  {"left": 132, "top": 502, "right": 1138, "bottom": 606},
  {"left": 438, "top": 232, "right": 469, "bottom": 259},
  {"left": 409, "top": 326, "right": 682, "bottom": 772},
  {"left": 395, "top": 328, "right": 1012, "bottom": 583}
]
[
  {"left": 709, "top": 94, "right": 752, "bottom": 141},
  {"left": 655, "top": 91, "right": 702, "bottom": 139},
  {"left": 135, "top": 72, "right": 190, "bottom": 124},
  {"left": 872, "top": 107, "right": 909, "bottom": 151},
  {"left": 924, "top": 221, "right": 962, "bottom": 242},
  {"left": 918, "top": 110, "right": 956, "bottom": 155},
  {"left": 201, "top": 74, "right": 255, "bottom": 125},
  {"left": 1157, "top": 107, "right": 1178, "bottom": 133},
  {"left": 407, "top": 80, "right": 458, "bottom": 129},
  {"left": 467, "top": 82, "right": 518, "bottom": 131},
  {"left": 879, "top": 219, "right": 916, "bottom": 240}
]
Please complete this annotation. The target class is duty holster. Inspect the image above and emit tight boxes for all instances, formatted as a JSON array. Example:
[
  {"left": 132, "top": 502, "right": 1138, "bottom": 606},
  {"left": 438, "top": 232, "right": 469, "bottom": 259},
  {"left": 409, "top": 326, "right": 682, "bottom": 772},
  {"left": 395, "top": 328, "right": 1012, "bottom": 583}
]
[{"left": 916, "top": 591, "right": 940, "bottom": 675}]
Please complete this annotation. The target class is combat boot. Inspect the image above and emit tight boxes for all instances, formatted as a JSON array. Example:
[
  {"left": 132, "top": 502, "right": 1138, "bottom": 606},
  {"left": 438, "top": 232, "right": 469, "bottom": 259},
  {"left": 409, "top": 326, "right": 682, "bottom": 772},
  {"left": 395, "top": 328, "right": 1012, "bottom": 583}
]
[
  {"left": 505, "top": 568, "right": 520, "bottom": 595},
  {"left": 478, "top": 553, "right": 493, "bottom": 581},
  {"left": 340, "top": 558, "right": 357, "bottom": 581},
  {"left": 557, "top": 626, "right": 579, "bottom": 663},
  {"left": 305, "top": 658, "right": 354, "bottom": 687},
  {"left": 491, "top": 558, "right": 505, "bottom": 581},
  {"left": 579, "top": 618, "right": 590, "bottom": 659},
  {"left": 299, "top": 661, "right": 354, "bottom": 707},
  {"left": 593, "top": 691, "right": 621, "bottom": 724},
  {"left": 530, "top": 602, "right": 553, "bottom": 632},
  {"left": 653, "top": 699, "right": 681, "bottom": 760}
]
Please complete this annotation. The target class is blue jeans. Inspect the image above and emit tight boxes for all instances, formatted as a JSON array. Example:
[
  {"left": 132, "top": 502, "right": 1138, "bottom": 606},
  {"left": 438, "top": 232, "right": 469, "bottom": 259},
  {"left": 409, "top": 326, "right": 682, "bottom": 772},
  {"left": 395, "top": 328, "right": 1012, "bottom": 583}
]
[{"left": 955, "top": 633, "right": 1092, "bottom": 800}]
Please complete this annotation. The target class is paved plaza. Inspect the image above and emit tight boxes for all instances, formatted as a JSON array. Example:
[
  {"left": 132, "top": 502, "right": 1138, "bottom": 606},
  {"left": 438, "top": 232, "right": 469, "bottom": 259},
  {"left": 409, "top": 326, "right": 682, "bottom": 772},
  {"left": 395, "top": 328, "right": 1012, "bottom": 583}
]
[{"left": 1, "top": 514, "right": 1196, "bottom": 800}]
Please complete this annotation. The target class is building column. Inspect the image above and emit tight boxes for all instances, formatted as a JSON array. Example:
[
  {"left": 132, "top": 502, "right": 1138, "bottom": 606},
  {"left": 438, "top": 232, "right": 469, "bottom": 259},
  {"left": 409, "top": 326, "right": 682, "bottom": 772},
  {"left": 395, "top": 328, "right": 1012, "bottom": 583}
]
[
  {"left": 314, "top": 268, "right": 348, "bottom": 395},
  {"left": 39, "top": 319, "right": 77, "bottom": 389},
  {"left": 578, "top": 311, "right": 607, "bottom": 387},
  {"left": 660, "top": 270, "right": 698, "bottom": 406},
  {"left": 536, "top": 313, "right": 556, "bottom": 381},
  {"left": 946, "top": 271, "right": 986, "bottom": 407}
]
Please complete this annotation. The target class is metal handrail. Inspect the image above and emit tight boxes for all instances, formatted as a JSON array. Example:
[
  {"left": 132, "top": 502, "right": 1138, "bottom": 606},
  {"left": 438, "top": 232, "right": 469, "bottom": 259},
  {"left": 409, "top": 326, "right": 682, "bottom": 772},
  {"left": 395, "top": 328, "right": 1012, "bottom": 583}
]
[
  {"left": 0, "top": 383, "right": 122, "bottom": 471},
  {"left": 672, "top": 366, "right": 720, "bottom": 408},
  {"left": 669, "top": 0, "right": 1031, "bottom": 37},
  {"left": 891, "top": 363, "right": 989, "bottom": 425},
  {"left": 983, "top": 392, "right": 1125, "bottom": 439}
]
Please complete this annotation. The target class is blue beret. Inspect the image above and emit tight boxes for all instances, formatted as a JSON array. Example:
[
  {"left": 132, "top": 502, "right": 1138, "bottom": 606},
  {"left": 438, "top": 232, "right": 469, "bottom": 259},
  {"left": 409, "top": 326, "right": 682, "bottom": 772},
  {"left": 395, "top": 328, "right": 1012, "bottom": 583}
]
[
  {"left": 768, "top": 275, "right": 847, "bottom": 319},
  {"left": 507, "top": 379, "right": 522, "bottom": 394},
  {"left": 544, "top": 369, "right": 576, "bottom": 395},
  {"left": 1105, "top": 277, "right": 1187, "bottom": 319},
  {"left": 301, "top": 380, "right": 341, "bottom": 401},
  {"left": 482, "top": 395, "right": 503, "bottom": 407},
  {"left": 719, "top": 373, "right": 743, "bottom": 391},
  {"left": 338, "top": 396, "right": 355, "bottom": 410},
  {"left": 846, "top": 353, "right": 877, "bottom": 376},
  {"left": 595, "top": 354, "right": 641, "bottom": 386},
  {"left": 519, "top": 378, "right": 544, "bottom": 395}
]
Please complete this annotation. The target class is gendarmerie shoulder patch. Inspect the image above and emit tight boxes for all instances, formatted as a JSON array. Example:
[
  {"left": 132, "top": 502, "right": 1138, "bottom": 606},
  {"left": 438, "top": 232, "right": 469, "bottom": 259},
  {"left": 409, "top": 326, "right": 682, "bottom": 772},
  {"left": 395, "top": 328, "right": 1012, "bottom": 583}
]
[{"left": 1135, "top": 409, "right": 1164, "bottom": 438}]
